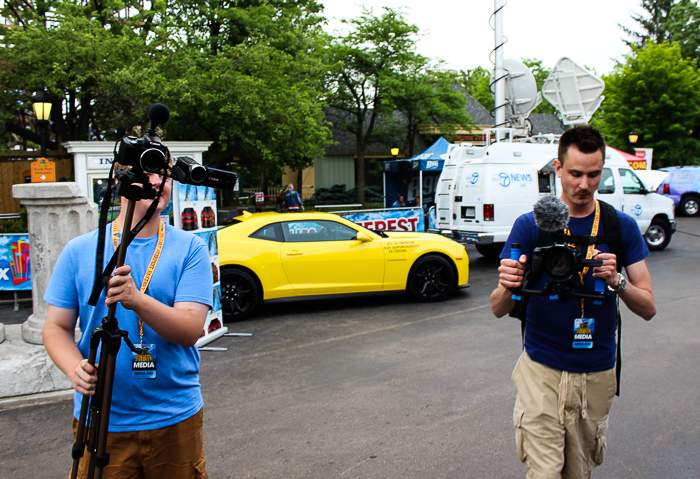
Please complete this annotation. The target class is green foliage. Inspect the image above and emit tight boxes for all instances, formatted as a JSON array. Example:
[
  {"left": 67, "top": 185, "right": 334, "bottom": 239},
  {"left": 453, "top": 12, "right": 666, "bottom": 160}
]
[
  {"left": 667, "top": 0, "right": 700, "bottom": 62},
  {"left": 305, "top": 184, "right": 383, "bottom": 206},
  {"left": 592, "top": 42, "right": 700, "bottom": 167},
  {"left": 385, "top": 69, "right": 471, "bottom": 157},
  {"left": 0, "top": 209, "right": 28, "bottom": 233},
  {"left": 620, "top": 0, "right": 676, "bottom": 46},
  {"left": 325, "top": 7, "right": 426, "bottom": 204},
  {"left": 461, "top": 66, "right": 494, "bottom": 112}
]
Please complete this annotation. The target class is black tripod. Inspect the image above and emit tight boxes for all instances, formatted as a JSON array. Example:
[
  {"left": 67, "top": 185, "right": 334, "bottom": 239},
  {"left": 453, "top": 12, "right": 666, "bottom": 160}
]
[{"left": 70, "top": 173, "right": 160, "bottom": 479}]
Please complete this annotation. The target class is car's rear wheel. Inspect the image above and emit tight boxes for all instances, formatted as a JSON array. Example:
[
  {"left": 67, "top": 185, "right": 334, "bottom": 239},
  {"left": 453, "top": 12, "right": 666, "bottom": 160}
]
[
  {"left": 220, "top": 267, "right": 261, "bottom": 321},
  {"left": 407, "top": 255, "right": 455, "bottom": 302},
  {"left": 680, "top": 195, "right": 700, "bottom": 216},
  {"left": 645, "top": 218, "right": 672, "bottom": 251}
]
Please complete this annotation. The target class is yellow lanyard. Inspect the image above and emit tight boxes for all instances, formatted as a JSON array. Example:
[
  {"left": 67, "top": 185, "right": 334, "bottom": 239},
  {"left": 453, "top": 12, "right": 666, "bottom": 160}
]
[
  {"left": 112, "top": 220, "right": 166, "bottom": 340},
  {"left": 564, "top": 200, "right": 601, "bottom": 316}
]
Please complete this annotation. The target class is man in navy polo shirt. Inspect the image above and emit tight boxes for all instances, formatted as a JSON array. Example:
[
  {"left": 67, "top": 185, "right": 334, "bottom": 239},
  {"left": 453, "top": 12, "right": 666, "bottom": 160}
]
[{"left": 490, "top": 125, "right": 657, "bottom": 479}]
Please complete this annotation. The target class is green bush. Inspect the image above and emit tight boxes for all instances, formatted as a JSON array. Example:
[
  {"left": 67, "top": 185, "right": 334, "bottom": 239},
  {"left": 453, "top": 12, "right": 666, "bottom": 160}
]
[{"left": 0, "top": 208, "right": 28, "bottom": 234}]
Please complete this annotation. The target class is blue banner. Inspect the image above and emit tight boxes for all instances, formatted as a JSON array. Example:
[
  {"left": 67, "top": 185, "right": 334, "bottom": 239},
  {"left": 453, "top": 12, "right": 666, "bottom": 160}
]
[
  {"left": 341, "top": 208, "right": 425, "bottom": 232},
  {"left": 0, "top": 234, "right": 31, "bottom": 291}
]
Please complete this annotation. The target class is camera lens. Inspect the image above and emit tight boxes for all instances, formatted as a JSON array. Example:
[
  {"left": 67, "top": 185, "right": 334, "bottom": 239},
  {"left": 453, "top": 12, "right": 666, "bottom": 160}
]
[
  {"left": 140, "top": 148, "right": 167, "bottom": 173},
  {"left": 542, "top": 246, "right": 576, "bottom": 281},
  {"left": 189, "top": 164, "right": 207, "bottom": 184}
]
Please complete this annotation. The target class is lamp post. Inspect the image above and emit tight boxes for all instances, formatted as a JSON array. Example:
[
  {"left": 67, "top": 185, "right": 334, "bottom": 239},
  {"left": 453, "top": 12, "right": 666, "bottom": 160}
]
[
  {"left": 628, "top": 130, "right": 639, "bottom": 145},
  {"left": 32, "top": 88, "right": 53, "bottom": 158},
  {"left": 391, "top": 147, "right": 399, "bottom": 159}
]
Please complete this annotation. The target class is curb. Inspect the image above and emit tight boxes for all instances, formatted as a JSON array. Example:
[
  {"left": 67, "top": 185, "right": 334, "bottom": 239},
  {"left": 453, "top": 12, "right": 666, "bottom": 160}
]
[{"left": 0, "top": 389, "right": 74, "bottom": 412}]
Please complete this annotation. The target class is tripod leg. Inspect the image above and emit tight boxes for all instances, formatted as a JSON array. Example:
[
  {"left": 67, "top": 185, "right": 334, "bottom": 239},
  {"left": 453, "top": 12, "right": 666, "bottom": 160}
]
[
  {"left": 85, "top": 331, "right": 112, "bottom": 479},
  {"left": 93, "top": 330, "right": 122, "bottom": 479},
  {"left": 70, "top": 330, "right": 101, "bottom": 479}
]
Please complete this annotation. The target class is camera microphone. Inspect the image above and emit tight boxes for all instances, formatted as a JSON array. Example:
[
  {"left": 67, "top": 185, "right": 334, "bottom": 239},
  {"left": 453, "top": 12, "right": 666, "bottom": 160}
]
[{"left": 533, "top": 195, "right": 569, "bottom": 233}]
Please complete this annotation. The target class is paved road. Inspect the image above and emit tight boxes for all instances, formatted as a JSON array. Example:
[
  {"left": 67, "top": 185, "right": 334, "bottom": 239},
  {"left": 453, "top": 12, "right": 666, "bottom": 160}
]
[{"left": 2, "top": 217, "right": 699, "bottom": 478}]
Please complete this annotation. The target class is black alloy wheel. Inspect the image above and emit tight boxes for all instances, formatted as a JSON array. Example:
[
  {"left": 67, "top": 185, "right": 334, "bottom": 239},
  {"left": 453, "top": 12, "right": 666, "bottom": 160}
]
[
  {"left": 407, "top": 255, "right": 455, "bottom": 302},
  {"left": 220, "top": 268, "right": 261, "bottom": 321}
]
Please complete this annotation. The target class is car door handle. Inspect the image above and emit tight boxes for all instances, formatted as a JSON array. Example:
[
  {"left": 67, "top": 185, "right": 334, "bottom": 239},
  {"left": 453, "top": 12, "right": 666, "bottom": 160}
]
[{"left": 286, "top": 251, "right": 303, "bottom": 256}]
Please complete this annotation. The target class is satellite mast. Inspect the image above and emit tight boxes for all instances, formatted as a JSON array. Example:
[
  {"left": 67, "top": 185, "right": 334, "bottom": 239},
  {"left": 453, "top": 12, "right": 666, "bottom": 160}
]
[{"left": 492, "top": 0, "right": 507, "bottom": 140}]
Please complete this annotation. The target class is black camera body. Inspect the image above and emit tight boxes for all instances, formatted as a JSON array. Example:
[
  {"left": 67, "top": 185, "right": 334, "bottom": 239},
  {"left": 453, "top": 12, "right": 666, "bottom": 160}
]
[
  {"left": 523, "top": 236, "right": 603, "bottom": 302},
  {"left": 115, "top": 133, "right": 169, "bottom": 174}
]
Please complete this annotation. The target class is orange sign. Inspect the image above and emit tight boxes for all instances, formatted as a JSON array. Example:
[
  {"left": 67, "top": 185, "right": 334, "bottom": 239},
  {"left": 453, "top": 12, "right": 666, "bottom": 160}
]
[{"left": 30, "top": 158, "right": 56, "bottom": 183}]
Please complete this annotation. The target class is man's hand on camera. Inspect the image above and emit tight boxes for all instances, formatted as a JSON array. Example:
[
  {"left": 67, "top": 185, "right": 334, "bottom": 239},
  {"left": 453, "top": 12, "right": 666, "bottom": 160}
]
[
  {"left": 592, "top": 249, "right": 619, "bottom": 287},
  {"left": 73, "top": 359, "right": 98, "bottom": 396},
  {"left": 498, "top": 255, "right": 527, "bottom": 289},
  {"left": 106, "top": 265, "right": 143, "bottom": 310}
]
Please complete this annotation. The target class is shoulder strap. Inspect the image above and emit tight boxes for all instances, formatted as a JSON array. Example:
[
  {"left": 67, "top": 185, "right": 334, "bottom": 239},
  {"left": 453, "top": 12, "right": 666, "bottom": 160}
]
[{"left": 597, "top": 200, "right": 624, "bottom": 272}]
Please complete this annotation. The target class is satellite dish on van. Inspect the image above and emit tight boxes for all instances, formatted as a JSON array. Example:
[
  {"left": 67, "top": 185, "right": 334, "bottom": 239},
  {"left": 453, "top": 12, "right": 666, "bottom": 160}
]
[
  {"left": 542, "top": 57, "right": 605, "bottom": 125},
  {"left": 491, "top": 59, "right": 542, "bottom": 131}
]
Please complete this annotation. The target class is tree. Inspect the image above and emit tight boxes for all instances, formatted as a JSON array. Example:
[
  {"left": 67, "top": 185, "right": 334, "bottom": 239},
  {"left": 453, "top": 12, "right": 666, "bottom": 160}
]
[
  {"left": 0, "top": 0, "right": 332, "bottom": 189},
  {"left": 593, "top": 42, "right": 700, "bottom": 167},
  {"left": 385, "top": 69, "right": 471, "bottom": 158},
  {"left": 667, "top": 0, "right": 700, "bottom": 62},
  {"left": 461, "top": 66, "right": 494, "bottom": 112},
  {"left": 620, "top": 0, "right": 676, "bottom": 47},
  {"left": 325, "top": 7, "right": 426, "bottom": 205}
]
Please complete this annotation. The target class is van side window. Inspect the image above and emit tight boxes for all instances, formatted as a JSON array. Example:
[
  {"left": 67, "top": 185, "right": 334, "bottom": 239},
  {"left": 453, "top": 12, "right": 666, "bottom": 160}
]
[
  {"left": 620, "top": 168, "right": 645, "bottom": 194},
  {"left": 538, "top": 171, "right": 552, "bottom": 193},
  {"left": 598, "top": 168, "right": 615, "bottom": 194}
]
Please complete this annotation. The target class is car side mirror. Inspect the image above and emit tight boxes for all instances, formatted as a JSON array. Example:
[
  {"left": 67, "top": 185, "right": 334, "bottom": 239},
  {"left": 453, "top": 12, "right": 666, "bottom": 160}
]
[{"left": 356, "top": 232, "right": 372, "bottom": 242}]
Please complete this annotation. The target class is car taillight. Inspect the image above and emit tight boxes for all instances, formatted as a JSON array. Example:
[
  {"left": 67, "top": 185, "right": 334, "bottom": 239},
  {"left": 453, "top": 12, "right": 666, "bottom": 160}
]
[
  {"left": 663, "top": 183, "right": 670, "bottom": 195},
  {"left": 484, "top": 204, "right": 494, "bottom": 221}
]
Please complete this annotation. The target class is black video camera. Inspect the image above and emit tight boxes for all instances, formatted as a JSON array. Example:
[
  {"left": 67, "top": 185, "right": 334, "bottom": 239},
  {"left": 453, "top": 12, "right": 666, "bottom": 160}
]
[
  {"left": 115, "top": 104, "right": 171, "bottom": 174},
  {"left": 171, "top": 157, "right": 238, "bottom": 191}
]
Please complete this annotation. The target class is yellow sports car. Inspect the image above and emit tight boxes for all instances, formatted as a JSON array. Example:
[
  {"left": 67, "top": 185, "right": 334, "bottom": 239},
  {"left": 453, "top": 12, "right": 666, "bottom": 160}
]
[{"left": 217, "top": 211, "right": 470, "bottom": 320}]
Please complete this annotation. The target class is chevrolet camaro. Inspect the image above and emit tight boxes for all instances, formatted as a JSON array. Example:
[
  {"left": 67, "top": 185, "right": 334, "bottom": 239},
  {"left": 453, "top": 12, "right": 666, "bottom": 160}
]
[{"left": 217, "top": 212, "right": 470, "bottom": 320}]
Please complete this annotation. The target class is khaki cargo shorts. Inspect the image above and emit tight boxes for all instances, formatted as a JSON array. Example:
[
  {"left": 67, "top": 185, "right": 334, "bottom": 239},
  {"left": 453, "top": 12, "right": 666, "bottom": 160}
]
[{"left": 511, "top": 351, "right": 616, "bottom": 479}]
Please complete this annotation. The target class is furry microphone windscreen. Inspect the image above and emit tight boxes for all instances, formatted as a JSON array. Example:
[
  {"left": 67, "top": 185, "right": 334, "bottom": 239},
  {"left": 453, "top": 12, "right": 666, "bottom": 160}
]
[{"left": 533, "top": 196, "right": 570, "bottom": 232}]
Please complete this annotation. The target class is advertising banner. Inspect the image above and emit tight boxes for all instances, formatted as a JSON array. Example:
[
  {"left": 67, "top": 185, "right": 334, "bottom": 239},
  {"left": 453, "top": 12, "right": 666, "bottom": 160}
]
[
  {"left": 634, "top": 148, "right": 654, "bottom": 170},
  {"left": 340, "top": 208, "right": 425, "bottom": 232},
  {"left": 0, "top": 234, "right": 31, "bottom": 291},
  {"left": 172, "top": 176, "right": 228, "bottom": 347}
]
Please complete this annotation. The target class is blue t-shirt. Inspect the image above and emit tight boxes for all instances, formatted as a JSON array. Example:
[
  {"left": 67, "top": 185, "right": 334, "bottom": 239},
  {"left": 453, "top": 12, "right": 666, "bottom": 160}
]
[
  {"left": 500, "top": 206, "right": 649, "bottom": 372},
  {"left": 44, "top": 223, "right": 213, "bottom": 432},
  {"left": 283, "top": 191, "right": 303, "bottom": 208}
]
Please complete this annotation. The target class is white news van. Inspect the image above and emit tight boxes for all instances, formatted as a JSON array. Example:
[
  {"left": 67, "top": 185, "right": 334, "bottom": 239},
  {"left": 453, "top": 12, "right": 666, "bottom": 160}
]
[{"left": 430, "top": 141, "right": 677, "bottom": 257}]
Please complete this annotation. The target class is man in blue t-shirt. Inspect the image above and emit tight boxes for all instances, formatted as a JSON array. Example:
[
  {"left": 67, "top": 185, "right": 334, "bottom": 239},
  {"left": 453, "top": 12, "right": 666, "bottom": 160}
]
[
  {"left": 490, "top": 125, "right": 657, "bottom": 479},
  {"left": 43, "top": 168, "right": 213, "bottom": 478}
]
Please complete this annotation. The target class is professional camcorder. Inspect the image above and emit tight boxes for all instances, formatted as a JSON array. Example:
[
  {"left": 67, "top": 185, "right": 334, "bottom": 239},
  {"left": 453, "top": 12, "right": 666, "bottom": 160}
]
[
  {"left": 171, "top": 156, "right": 238, "bottom": 190},
  {"left": 513, "top": 196, "right": 604, "bottom": 304}
]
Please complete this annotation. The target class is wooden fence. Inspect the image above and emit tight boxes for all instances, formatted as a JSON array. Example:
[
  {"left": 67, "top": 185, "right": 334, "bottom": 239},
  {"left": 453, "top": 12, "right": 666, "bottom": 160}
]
[{"left": 0, "top": 158, "right": 73, "bottom": 214}]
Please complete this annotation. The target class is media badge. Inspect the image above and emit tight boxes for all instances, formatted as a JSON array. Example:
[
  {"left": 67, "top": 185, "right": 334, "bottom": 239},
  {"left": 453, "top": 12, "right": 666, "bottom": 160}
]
[
  {"left": 132, "top": 344, "right": 156, "bottom": 378},
  {"left": 573, "top": 318, "right": 594, "bottom": 349}
]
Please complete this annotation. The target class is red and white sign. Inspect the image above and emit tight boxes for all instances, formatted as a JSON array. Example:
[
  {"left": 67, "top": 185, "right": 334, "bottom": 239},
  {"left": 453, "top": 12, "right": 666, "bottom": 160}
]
[
  {"left": 634, "top": 149, "right": 653, "bottom": 170},
  {"left": 255, "top": 192, "right": 264, "bottom": 202}
]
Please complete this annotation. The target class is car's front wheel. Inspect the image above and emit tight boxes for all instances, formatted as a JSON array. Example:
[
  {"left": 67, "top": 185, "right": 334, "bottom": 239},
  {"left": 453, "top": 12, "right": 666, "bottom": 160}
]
[
  {"left": 220, "top": 267, "right": 261, "bottom": 321},
  {"left": 645, "top": 218, "right": 672, "bottom": 251},
  {"left": 407, "top": 255, "right": 455, "bottom": 302}
]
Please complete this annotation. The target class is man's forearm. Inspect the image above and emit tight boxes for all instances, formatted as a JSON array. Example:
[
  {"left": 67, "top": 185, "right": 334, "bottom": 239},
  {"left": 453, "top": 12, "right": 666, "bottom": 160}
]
[
  {"left": 130, "top": 295, "right": 208, "bottom": 347},
  {"left": 491, "top": 284, "right": 516, "bottom": 318}
]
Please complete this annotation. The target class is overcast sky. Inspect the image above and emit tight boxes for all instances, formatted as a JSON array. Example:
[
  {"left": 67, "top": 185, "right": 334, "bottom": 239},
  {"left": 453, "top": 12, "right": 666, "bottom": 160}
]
[{"left": 320, "top": 0, "right": 646, "bottom": 75}]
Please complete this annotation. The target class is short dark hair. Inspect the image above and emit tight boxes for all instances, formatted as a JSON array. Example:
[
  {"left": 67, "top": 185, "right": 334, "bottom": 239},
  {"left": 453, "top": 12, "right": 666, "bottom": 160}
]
[{"left": 557, "top": 125, "right": 606, "bottom": 164}]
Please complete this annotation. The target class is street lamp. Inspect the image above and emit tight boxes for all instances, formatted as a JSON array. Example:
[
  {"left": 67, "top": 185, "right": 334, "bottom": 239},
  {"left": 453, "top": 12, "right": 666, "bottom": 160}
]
[
  {"left": 628, "top": 130, "right": 639, "bottom": 144},
  {"left": 391, "top": 147, "right": 399, "bottom": 158},
  {"left": 32, "top": 88, "right": 53, "bottom": 158}
]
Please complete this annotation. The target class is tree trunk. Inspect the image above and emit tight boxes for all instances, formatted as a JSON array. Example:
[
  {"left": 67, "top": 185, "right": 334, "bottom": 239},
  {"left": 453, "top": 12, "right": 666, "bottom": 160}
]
[
  {"left": 297, "top": 169, "right": 303, "bottom": 199},
  {"left": 356, "top": 136, "right": 365, "bottom": 206}
]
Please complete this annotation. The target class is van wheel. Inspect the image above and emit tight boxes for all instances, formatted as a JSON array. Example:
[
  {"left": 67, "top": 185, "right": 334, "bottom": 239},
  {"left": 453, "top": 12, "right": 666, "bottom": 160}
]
[
  {"left": 407, "top": 255, "right": 455, "bottom": 302},
  {"left": 680, "top": 195, "right": 700, "bottom": 216},
  {"left": 475, "top": 243, "right": 504, "bottom": 259},
  {"left": 645, "top": 218, "right": 672, "bottom": 251},
  {"left": 220, "top": 268, "right": 261, "bottom": 321}
]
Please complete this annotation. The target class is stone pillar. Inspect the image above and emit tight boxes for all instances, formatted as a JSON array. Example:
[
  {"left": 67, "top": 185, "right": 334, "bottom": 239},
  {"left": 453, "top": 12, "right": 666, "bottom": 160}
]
[{"left": 12, "top": 183, "right": 97, "bottom": 345}]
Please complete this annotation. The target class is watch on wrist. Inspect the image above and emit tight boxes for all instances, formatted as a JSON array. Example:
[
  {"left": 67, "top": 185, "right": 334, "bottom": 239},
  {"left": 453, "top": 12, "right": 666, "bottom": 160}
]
[{"left": 609, "top": 273, "right": 627, "bottom": 292}]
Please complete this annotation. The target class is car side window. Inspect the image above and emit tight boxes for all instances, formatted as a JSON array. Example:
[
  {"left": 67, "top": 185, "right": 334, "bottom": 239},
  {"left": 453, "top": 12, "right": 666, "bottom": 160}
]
[
  {"left": 598, "top": 168, "right": 615, "bottom": 194},
  {"left": 281, "top": 220, "right": 358, "bottom": 242},
  {"left": 620, "top": 168, "right": 645, "bottom": 194},
  {"left": 250, "top": 223, "right": 283, "bottom": 242}
]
